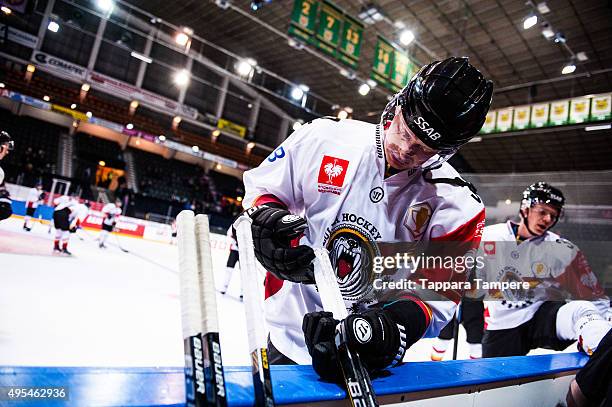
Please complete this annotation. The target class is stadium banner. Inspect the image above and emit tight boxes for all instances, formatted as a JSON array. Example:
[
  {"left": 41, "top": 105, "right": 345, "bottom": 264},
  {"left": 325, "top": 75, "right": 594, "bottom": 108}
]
[
  {"left": 481, "top": 110, "right": 497, "bottom": 133},
  {"left": 0, "top": 23, "right": 38, "bottom": 48},
  {"left": 51, "top": 104, "right": 89, "bottom": 122},
  {"left": 530, "top": 103, "right": 550, "bottom": 128},
  {"left": 0, "top": 89, "right": 51, "bottom": 110},
  {"left": 496, "top": 108, "right": 513, "bottom": 132},
  {"left": 81, "top": 213, "right": 145, "bottom": 238},
  {"left": 288, "top": 0, "right": 318, "bottom": 41},
  {"left": 314, "top": 0, "right": 342, "bottom": 57},
  {"left": 569, "top": 97, "right": 591, "bottom": 124},
  {"left": 122, "top": 128, "right": 157, "bottom": 143},
  {"left": 31, "top": 51, "right": 87, "bottom": 80},
  {"left": 512, "top": 105, "right": 530, "bottom": 130},
  {"left": 590, "top": 93, "right": 611, "bottom": 120},
  {"left": 217, "top": 118, "right": 246, "bottom": 138},
  {"left": 87, "top": 72, "right": 198, "bottom": 120},
  {"left": 88, "top": 116, "right": 125, "bottom": 133},
  {"left": 550, "top": 100, "right": 569, "bottom": 125},
  {"left": 338, "top": 15, "right": 363, "bottom": 69}
]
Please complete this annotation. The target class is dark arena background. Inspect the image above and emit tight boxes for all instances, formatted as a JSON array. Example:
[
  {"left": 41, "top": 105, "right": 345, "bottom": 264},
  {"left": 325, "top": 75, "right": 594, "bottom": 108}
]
[{"left": 0, "top": 0, "right": 610, "bottom": 406}]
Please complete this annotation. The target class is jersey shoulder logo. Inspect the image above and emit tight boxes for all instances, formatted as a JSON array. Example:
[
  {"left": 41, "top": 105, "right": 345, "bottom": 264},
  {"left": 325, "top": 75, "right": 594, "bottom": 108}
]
[
  {"left": 404, "top": 202, "right": 432, "bottom": 240},
  {"left": 317, "top": 155, "right": 349, "bottom": 195}
]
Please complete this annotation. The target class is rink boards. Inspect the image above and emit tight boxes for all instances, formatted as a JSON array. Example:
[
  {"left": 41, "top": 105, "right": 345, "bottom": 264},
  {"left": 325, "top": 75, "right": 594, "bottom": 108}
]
[{"left": 0, "top": 353, "right": 586, "bottom": 406}]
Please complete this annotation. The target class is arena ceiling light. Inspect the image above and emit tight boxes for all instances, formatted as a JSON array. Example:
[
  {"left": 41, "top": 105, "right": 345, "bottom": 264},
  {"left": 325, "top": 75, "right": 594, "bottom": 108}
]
[
  {"left": 292, "top": 121, "right": 303, "bottom": 131},
  {"left": 358, "top": 83, "right": 371, "bottom": 96},
  {"left": 540, "top": 23, "right": 555, "bottom": 39},
  {"left": 96, "top": 0, "right": 114, "bottom": 13},
  {"left": 70, "top": 103, "right": 77, "bottom": 109},
  {"left": 47, "top": 20, "right": 60, "bottom": 33},
  {"left": 130, "top": 51, "right": 152, "bottom": 64},
  {"left": 236, "top": 58, "right": 257, "bottom": 76},
  {"left": 86, "top": 111, "right": 92, "bottom": 118},
  {"left": 358, "top": 4, "right": 383, "bottom": 25},
  {"left": 399, "top": 29, "right": 415, "bottom": 46},
  {"left": 585, "top": 124, "right": 611, "bottom": 131},
  {"left": 561, "top": 61, "right": 576, "bottom": 75},
  {"left": 1, "top": 6, "right": 12, "bottom": 14},
  {"left": 522, "top": 14, "right": 538, "bottom": 30},
  {"left": 26, "top": 64, "right": 35, "bottom": 73},
  {"left": 173, "top": 69, "right": 190, "bottom": 87},
  {"left": 192, "top": 145, "right": 199, "bottom": 153},
  {"left": 126, "top": 123, "right": 134, "bottom": 130},
  {"left": 175, "top": 27, "right": 193, "bottom": 48},
  {"left": 290, "top": 84, "right": 309, "bottom": 101},
  {"left": 158, "top": 135, "right": 166, "bottom": 142},
  {"left": 43, "top": 95, "right": 50, "bottom": 102}
]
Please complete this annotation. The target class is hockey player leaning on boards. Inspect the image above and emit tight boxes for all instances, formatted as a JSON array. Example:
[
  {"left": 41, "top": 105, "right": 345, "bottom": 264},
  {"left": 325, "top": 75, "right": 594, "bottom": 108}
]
[
  {"left": 241, "top": 57, "right": 493, "bottom": 380},
  {"left": 481, "top": 183, "right": 611, "bottom": 358},
  {"left": 0, "top": 130, "right": 14, "bottom": 221}
]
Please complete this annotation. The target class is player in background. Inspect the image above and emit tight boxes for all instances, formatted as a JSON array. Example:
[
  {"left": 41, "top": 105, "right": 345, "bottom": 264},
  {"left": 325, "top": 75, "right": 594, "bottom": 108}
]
[
  {"left": 481, "top": 182, "right": 611, "bottom": 358},
  {"left": 52, "top": 195, "right": 77, "bottom": 255},
  {"left": 23, "top": 183, "right": 45, "bottom": 231},
  {"left": 170, "top": 219, "right": 177, "bottom": 245},
  {"left": 220, "top": 226, "right": 243, "bottom": 301},
  {"left": 0, "top": 131, "right": 14, "bottom": 221},
  {"left": 430, "top": 299, "right": 484, "bottom": 360},
  {"left": 98, "top": 199, "right": 122, "bottom": 248},
  {"left": 241, "top": 57, "right": 493, "bottom": 378}
]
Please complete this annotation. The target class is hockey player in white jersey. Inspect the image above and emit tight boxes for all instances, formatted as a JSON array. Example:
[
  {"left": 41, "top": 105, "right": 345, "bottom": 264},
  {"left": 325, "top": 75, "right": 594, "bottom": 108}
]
[
  {"left": 0, "top": 131, "right": 14, "bottom": 221},
  {"left": 481, "top": 182, "right": 611, "bottom": 357},
  {"left": 241, "top": 57, "right": 493, "bottom": 379},
  {"left": 52, "top": 196, "right": 89, "bottom": 255},
  {"left": 220, "top": 226, "right": 243, "bottom": 300},
  {"left": 23, "top": 183, "right": 45, "bottom": 231},
  {"left": 98, "top": 199, "right": 122, "bottom": 248}
]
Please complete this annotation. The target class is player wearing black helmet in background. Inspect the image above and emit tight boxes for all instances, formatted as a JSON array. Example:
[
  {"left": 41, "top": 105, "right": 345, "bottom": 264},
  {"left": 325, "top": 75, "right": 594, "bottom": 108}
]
[
  {"left": 481, "top": 182, "right": 611, "bottom": 358},
  {"left": 0, "top": 130, "right": 14, "bottom": 221},
  {"left": 241, "top": 57, "right": 493, "bottom": 379}
]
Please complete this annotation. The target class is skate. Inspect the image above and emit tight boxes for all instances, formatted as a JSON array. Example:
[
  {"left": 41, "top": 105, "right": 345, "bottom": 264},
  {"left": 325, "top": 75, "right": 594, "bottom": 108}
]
[{"left": 62, "top": 248, "right": 73, "bottom": 256}]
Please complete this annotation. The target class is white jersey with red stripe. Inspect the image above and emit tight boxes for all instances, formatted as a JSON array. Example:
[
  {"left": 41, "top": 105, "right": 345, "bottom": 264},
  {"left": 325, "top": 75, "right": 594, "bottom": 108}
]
[
  {"left": 53, "top": 196, "right": 76, "bottom": 211},
  {"left": 482, "top": 221, "right": 608, "bottom": 330},
  {"left": 243, "top": 117, "right": 485, "bottom": 364},
  {"left": 101, "top": 203, "right": 121, "bottom": 226},
  {"left": 26, "top": 188, "right": 43, "bottom": 209}
]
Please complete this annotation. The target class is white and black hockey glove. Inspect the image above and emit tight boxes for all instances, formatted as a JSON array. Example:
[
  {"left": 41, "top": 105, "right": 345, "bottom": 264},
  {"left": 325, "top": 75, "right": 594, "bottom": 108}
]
[
  {"left": 246, "top": 205, "right": 315, "bottom": 284},
  {"left": 0, "top": 187, "right": 12, "bottom": 221},
  {"left": 303, "top": 301, "right": 428, "bottom": 382}
]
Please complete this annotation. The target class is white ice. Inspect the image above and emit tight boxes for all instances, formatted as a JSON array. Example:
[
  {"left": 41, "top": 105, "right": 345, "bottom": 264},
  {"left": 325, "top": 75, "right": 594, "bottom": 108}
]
[{"left": 0, "top": 216, "right": 567, "bottom": 369}]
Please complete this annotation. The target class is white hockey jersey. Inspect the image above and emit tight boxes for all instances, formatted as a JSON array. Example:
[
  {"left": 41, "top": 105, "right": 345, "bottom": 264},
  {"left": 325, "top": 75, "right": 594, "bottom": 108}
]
[
  {"left": 243, "top": 118, "right": 485, "bottom": 364},
  {"left": 53, "top": 196, "right": 76, "bottom": 211},
  {"left": 101, "top": 203, "right": 121, "bottom": 226},
  {"left": 482, "top": 221, "right": 608, "bottom": 330},
  {"left": 26, "top": 188, "right": 43, "bottom": 209}
]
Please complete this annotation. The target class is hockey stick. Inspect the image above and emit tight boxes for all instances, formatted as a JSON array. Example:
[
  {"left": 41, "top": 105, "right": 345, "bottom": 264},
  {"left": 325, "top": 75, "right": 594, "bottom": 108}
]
[
  {"left": 112, "top": 232, "right": 129, "bottom": 253},
  {"left": 313, "top": 248, "right": 379, "bottom": 407},
  {"left": 195, "top": 214, "right": 227, "bottom": 407},
  {"left": 452, "top": 301, "right": 462, "bottom": 360},
  {"left": 177, "top": 210, "right": 228, "bottom": 407},
  {"left": 234, "top": 216, "right": 275, "bottom": 407}
]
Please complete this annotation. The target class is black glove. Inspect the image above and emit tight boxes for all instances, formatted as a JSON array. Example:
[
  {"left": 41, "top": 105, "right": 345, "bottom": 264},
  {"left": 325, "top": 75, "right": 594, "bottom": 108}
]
[
  {"left": 0, "top": 188, "right": 12, "bottom": 221},
  {"left": 303, "top": 301, "right": 429, "bottom": 381},
  {"left": 247, "top": 205, "right": 315, "bottom": 283}
]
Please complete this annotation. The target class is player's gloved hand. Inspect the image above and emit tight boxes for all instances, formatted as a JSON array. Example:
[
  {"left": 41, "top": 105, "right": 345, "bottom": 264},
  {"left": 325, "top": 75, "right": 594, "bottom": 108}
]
[
  {"left": 575, "top": 314, "right": 612, "bottom": 356},
  {"left": 0, "top": 188, "right": 13, "bottom": 220},
  {"left": 246, "top": 205, "right": 315, "bottom": 283},
  {"left": 303, "top": 307, "right": 408, "bottom": 381}
]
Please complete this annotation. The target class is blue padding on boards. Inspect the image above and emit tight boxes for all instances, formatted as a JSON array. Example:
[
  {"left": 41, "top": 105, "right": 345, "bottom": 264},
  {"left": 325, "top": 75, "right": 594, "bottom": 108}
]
[
  {"left": 0, "top": 353, "right": 588, "bottom": 406},
  {"left": 10, "top": 202, "right": 54, "bottom": 220}
]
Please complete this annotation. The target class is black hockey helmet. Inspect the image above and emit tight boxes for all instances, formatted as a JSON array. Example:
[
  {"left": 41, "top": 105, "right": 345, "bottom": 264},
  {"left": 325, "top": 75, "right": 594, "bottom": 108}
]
[
  {"left": 521, "top": 182, "right": 565, "bottom": 212},
  {"left": 0, "top": 131, "right": 14, "bottom": 150},
  {"left": 382, "top": 57, "right": 493, "bottom": 153},
  {"left": 520, "top": 182, "right": 565, "bottom": 234}
]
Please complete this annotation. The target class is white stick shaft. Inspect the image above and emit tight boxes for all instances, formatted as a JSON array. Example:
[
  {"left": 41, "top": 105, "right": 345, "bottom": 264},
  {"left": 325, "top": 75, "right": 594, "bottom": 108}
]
[
  {"left": 234, "top": 216, "right": 267, "bottom": 350},
  {"left": 176, "top": 210, "right": 202, "bottom": 338},
  {"left": 313, "top": 248, "right": 348, "bottom": 320},
  {"left": 195, "top": 214, "right": 219, "bottom": 334}
]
